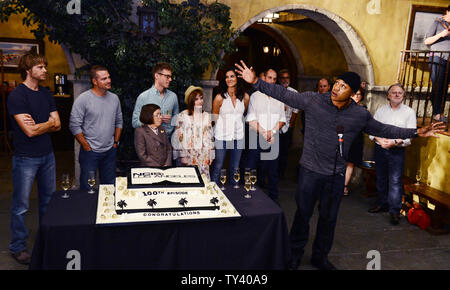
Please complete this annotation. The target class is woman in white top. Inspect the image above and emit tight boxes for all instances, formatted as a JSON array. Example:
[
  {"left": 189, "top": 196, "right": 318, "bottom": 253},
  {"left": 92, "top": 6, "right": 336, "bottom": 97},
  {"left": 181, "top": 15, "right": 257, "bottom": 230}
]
[{"left": 210, "top": 69, "right": 250, "bottom": 186}]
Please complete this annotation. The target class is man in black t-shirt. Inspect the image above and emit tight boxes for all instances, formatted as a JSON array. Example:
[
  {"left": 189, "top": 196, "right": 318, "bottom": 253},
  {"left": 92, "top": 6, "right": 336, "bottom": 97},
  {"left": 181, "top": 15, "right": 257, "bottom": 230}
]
[{"left": 7, "top": 53, "right": 61, "bottom": 265}]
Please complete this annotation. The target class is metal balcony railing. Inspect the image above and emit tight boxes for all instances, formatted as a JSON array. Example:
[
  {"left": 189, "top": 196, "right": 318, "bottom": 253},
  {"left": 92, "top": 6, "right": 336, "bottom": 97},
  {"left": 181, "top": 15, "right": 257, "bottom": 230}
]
[{"left": 397, "top": 50, "right": 449, "bottom": 132}]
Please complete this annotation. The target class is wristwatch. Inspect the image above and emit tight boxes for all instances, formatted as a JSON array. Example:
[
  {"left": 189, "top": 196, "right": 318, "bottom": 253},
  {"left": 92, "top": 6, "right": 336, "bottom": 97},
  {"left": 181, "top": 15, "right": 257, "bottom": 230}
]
[
  {"left": 394, "top": 140, "right": 398, "bottom": 146},
  {"left": 114, "top": 140, "right": 120, "bottom": 146},
  {"left": 413, "top": 129, "right": 419, "bottom": 138},
  {"left": 272, "top": 129, "right": 277, "bottom": 135}
]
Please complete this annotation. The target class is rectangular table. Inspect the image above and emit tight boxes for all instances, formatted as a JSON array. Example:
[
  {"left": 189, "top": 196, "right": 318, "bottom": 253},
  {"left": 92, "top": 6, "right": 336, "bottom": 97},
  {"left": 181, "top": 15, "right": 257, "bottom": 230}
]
[{"left": 30, "top": 186, "right": 291, "bottom": 270}]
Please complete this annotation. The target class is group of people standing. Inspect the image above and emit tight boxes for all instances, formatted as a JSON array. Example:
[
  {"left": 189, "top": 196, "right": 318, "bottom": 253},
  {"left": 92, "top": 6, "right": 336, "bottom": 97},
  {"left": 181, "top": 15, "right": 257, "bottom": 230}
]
[
  {"left": 6, "top": 31, "right": 446, "bottom": 268},
  {"left": 234, "top": 59, "right": 444, "bottom": 270},
  {"left": 129, "top": 63, "right": 302, "bottom": 204}
]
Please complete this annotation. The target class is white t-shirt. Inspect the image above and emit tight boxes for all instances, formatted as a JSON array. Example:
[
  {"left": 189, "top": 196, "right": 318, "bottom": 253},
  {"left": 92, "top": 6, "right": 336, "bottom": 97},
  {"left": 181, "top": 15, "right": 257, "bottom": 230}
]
[
  {"left": 246, "top": 91, "right": 286, "bottom": 131},
  {"left": 369, "top": 103, "right": 417, "bottom": 147},
  {"left": 214, "top": 93, "right": 245, "bottom": 141}
]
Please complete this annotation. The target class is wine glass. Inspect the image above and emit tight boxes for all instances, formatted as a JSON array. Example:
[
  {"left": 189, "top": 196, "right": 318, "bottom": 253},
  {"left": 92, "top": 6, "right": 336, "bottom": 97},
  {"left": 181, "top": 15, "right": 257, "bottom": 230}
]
[
  {"left": 244, "top": 175, "right": 252, "bottom": 199},
  {"left": 87, "top": 171, "right": 96, "bottom": 194},
  {"left": 61, "top": 173, "right": 71, "bottom": 199},
  {"left": 233, "top": 168, "right": 240, "bottom": 189},
  {"left": 220, "top": 168, "right": 227, "bottom": 190},
  {"left": 250, "top": 169, "right": 257, "bottom": 191},
  {"left": 244, "top": 168, "right": 250, "bottom": 182},
  {"left": 415, "top": 169, "right": 422, "bottom": 185}
]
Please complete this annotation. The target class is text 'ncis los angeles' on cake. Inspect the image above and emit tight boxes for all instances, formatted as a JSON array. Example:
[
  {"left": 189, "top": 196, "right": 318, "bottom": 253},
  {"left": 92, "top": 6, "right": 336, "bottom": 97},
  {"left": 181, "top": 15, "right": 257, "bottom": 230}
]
[{"left": 130, "top": 167, "right": 202, "bottom": 186}]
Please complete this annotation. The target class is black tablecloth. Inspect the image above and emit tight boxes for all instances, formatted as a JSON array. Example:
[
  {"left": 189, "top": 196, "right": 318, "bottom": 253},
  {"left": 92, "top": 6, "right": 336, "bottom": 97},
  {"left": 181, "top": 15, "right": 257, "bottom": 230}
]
[{"left": 30, "top": 186, "right": 291, "bottom": 270}]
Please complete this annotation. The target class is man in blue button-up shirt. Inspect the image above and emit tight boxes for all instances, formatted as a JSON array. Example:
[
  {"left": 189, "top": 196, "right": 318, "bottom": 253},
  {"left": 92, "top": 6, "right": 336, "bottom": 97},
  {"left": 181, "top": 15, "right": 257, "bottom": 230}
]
[{"left": 132, "top": 62, "right": 179, "bottom": 138}]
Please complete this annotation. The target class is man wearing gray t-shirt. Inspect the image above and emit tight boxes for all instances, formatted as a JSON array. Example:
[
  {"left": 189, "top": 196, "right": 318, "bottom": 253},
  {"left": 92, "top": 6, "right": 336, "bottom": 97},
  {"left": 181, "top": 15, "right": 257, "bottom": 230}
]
[{"left": 69, "top": 65, "right": 123, "bottom": 190}]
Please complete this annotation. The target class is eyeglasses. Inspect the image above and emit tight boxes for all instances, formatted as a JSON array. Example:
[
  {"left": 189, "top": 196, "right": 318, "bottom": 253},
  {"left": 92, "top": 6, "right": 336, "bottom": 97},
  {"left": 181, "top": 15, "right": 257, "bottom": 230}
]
[
  {"left": 154, "top": 113, "right": 162, "bottom": 117},
  {"left": 157, "top": 72, "right": 174, "bottom": 80}
]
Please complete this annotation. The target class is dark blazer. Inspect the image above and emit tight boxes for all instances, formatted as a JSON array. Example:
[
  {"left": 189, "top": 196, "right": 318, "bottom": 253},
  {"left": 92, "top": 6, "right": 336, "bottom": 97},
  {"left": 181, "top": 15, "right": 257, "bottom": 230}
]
[{"left": 134, "top": 126, "right": 172, "bottom": 167}]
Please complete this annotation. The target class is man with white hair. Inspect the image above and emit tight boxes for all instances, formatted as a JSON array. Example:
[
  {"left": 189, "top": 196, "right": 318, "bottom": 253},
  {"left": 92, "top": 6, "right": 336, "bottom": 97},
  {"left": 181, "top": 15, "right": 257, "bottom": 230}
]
[{"left": 368, "top": 84, "right": 416, "bottom": 226}]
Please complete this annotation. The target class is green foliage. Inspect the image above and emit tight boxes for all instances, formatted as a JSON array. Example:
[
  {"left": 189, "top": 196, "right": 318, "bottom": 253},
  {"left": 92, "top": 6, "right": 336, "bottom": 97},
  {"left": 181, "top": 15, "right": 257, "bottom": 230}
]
[{"left": 0, "top": 0, "right": 235, "bottom": 160}]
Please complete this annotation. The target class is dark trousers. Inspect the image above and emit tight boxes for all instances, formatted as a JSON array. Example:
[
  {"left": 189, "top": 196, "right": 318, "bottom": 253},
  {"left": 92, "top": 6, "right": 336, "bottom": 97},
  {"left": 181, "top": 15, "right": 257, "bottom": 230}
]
[
  {"left": 278, "top": 127, "right": 294, "bottom": 178},
  {"left": 246, "top": 131, "right": 280, "bottom": 201},
  {"left": 374, "top": 145, "right": 405, "bottom": 215},
  {"left": 79, "top": 146, "right": 117, "bottom": 190},
  {"left": 429, "top": 55, "right": 449, "bottom": 116},
  {"left": 289, "top": 166, "right": 345, "bottom": 262}
]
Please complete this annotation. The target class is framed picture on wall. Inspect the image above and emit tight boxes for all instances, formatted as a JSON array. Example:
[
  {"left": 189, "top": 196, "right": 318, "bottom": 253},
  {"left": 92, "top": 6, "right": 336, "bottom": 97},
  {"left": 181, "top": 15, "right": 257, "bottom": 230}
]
[
  {"left": 0, "top": 37, "right": 45, "bottom": 73},
  {"left": 406, "top": 5, "right": 447, "bottom": 51}
]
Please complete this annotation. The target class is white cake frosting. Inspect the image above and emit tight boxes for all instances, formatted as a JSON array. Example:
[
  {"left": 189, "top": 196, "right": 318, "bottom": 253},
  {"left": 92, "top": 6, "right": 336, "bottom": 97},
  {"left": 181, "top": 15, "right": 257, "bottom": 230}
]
[
  {"left": 96, "top": 182, "right": 241, "bottom": 224},
  {"left": 95, "top": 167, "right": 240, "bottom": 224},
  {"left": 115, "top": 177, "right": 218, "bottom": 213}
]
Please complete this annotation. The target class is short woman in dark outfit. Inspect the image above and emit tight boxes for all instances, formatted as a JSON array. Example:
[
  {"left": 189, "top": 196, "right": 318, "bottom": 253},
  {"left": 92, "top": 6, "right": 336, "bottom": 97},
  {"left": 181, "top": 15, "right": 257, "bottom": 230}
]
[
  {"left": 134, "top": 104, "right": 172, "bottom": 167},
  {"left": 344, "top": 87, "right": 367, "bottom": 196}
]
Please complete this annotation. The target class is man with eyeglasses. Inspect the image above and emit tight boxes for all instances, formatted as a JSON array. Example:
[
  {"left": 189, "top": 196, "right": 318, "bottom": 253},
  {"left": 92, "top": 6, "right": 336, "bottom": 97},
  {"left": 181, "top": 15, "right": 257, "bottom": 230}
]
[{"left": 132, "top": 62, "right": 180, "bottom": 139}]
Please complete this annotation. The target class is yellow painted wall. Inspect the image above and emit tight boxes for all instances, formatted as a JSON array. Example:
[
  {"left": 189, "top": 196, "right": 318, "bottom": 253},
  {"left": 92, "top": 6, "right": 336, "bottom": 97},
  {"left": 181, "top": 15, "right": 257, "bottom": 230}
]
[
  {"left": 0, "top": 14, "right": 70, "bottom": 92},
  {"left": 220, "top": 0, "right": 450, "bottom": 86},
  {"left": 273, "top": 21, "right": 348, "bottom": 77},
  {"left": 3, "top": 1, "right": 449, "bottom": 88},
  {"left": 405, "top": 133, "right": 450, "bottom": 193}
]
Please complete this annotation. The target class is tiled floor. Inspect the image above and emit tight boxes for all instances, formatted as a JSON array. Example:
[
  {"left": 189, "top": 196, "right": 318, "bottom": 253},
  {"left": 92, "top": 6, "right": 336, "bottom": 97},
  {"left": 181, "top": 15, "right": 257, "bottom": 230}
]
[{"left": 0, "top": 149, "right": 449, "bottom": 270}]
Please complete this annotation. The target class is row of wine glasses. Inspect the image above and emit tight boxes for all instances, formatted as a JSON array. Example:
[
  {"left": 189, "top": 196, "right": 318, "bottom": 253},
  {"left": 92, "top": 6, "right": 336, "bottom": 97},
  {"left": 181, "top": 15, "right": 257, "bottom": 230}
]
[
  {"left": 219, "top": 168, "right": 256, "bottom": 199},
  {"left": 60, "top": 171, "right": 97, "bottom": 199}
]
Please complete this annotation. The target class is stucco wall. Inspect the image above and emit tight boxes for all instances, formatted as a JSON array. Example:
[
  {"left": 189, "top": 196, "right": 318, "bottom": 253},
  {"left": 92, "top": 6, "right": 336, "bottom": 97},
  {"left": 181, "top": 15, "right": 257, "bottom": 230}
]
[
  {"left": 220, "top": 0, "right": 450, "bottom": 86},
  {"left": 404, "top": 133, "right": 450, "bottom": 193},
  {"left": 272, "top": 20, "right": 348, "bottom": 79},
  {"left": 0, "top": 14, "right": 70, "bottom": 92}
]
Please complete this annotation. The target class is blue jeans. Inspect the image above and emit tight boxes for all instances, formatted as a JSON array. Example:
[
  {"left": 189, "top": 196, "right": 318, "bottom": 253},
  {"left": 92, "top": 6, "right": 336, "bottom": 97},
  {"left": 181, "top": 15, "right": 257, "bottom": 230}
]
[
  {"left": 211, "top": 139, "right": 244, "bottom": 186},
  {"left": 79, "top": 147, "right": 116, "bottom": 190},
  {"left": 10, "top": 153, "right": 56, "bottom": 254},
  {"left": 289, "top": 166, "right": 345, "bottom": 262},
  {"left": 374, "top": 145, "right": 405, "bottom": 214}
]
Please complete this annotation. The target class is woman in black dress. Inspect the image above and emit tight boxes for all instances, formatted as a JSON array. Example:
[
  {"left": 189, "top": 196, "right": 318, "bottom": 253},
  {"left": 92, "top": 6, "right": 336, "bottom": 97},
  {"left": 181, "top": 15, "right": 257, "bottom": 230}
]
[{"left": 344, "top": 87, "right": 366, "bottom": 196}]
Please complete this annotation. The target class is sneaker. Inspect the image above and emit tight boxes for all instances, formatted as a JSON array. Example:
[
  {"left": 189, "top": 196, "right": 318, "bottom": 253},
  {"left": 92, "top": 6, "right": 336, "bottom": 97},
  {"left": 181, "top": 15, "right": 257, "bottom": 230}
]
[
  {"left": 432, "top": 115, "right": 448, "bottom": 123},
  {"left": 11, "top": 250, "right": 31, "bottom": 265}
]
